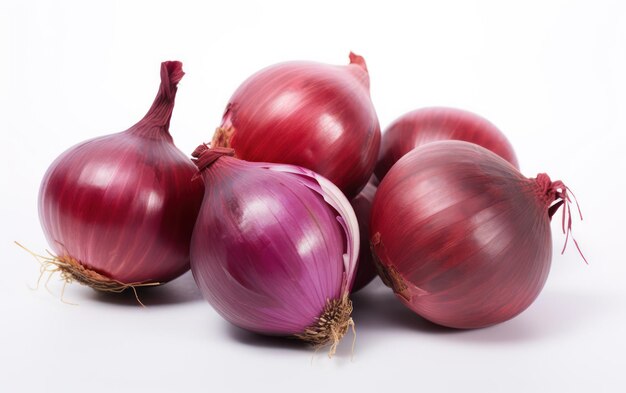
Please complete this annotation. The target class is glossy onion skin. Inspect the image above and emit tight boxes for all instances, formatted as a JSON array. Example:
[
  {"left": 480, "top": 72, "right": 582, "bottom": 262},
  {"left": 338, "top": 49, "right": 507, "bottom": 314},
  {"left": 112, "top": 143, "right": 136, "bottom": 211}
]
[
  {"left": 38, "top": 62, "right": 203, "bottom": 284},
  {"left": 350, "top": 181, "right": 378, "bottom": 292},
  {"left": 191, "top": 154, "right": 358, "bottom": 335},
  {"left": 371, "top": 141, "right": 552, "bottom": 329},
  {"left": 215, "top": 53, "right": 381, "bottom": 199},
  {"left": 375, "top": 107, "right": 519, "bottom": 182}
]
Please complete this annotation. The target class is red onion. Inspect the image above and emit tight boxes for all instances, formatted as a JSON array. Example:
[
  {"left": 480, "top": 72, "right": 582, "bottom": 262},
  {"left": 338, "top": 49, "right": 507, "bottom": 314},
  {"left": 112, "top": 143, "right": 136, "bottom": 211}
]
[
  {"left": 190, "top": 145, "right": 358, "bottom": 352},
  {"left": 371, "top": 141, "right": 584, "bottom": 329},
  {"left": 375, "top": 107, "right": 519, "bottom": 182},
  {"left": 211, "top": 53, "right": 381, "bottom": 199},
  {"left": 37, "top": 61, "right": 203, "bottom": 293},
  {"left": 350, "top": 181, "right": 378, "bottom": 292}
]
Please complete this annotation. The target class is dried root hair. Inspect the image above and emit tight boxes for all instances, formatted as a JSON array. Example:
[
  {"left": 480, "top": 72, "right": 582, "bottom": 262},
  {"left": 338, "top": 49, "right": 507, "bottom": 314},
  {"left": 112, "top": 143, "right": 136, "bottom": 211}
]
[
  {"left": 15, "top": 242, "right": 159, "bottom": 306},
  {"left": 296, "top": 293, "right": 356, "bottom": 358}
]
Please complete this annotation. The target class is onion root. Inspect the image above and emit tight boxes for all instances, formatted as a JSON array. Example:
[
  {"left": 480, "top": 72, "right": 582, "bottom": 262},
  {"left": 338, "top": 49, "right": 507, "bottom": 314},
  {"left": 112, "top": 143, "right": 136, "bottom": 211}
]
[
  {"left": 296, "top": 293, "right": 356, "bottom": 358},
  {"left": 15, "top": 242, "right": 159, "bottom": 306}
]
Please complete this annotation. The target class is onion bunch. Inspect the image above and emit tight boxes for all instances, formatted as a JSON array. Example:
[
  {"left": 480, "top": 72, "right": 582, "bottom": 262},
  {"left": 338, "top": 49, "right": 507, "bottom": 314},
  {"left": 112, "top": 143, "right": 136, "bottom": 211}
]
[
  {"left": 37, "top": 61, "right": 203, "bottom": 295},
  {"left": 190, "top": 145, "right": 358, "bottom": 353},
  {"left": 28, "top": 50, "right": 587, "bottom": 351}
]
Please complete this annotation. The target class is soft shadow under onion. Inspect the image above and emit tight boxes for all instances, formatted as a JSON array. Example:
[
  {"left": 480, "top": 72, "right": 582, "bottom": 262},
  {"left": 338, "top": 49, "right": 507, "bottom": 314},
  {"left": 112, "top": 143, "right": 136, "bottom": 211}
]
[
  {"left": 223, "top": 325, "right": 310, "bottom": 352},
  {"left": 351, "top": 280, "right": 456, "bottom": 334},
  {"left": 351, "top": 281, "right": 606, "bottom": 346},
  {"left": 87, "top": 271, "right": 203, "bottom": 307},
  {"left": 223, "top": 323, "right": 358, "bottom": 360}
]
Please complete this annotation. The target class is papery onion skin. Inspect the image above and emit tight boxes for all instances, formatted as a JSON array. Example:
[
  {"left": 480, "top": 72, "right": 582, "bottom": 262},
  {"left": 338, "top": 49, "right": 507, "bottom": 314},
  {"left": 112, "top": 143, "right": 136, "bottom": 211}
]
[
  {"left": 212, "top": 53, "right": 381, "bottom": 199},
  {"left": 371, "top": 141, "right": 569, "bottom": 329},
  {"left": 350, "top": 180, "right": 378, "bottom": 292},
  {"left": 375, "top": 107, "right": 519, "bottom": 182},
  {"left": 38, "top": 61, "right": 203, "bottom": 285},
  {"left": 190, "top": 146, "right": 358, "bottom": 339}
]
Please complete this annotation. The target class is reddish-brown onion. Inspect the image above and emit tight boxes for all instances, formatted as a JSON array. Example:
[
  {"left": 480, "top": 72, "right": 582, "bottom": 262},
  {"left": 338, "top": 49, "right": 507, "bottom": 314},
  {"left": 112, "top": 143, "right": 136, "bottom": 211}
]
[
  {"left": 371, "top": 141, "right": 582, "bottom": 329},
  {"left": 350, "top": 180, "right": 378, "bottom": 292},
  {"left": 375, "top": 107, "right": 519, "bottom": 182},
  {"left": 38, "top": 61, "right": 203, "bottom": 290},
  {"left": 212, "top": 53, "right": 381, "bottom": 199}
]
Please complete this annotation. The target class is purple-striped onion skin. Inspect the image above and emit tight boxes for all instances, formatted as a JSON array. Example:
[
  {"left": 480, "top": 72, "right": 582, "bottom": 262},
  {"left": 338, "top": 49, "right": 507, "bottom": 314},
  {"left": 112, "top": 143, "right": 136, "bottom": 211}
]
[
  {"left": 38, "top": 61, "right": 203, "bottom": 285},
  {"left": 190, "top": 146, "right": 358, "bottom": 339},
  {"left": 371, "top": 141, "right": 568, "bottom": 329},
  {"left": 375, "top": 107, "right": 519, "bottom": 182},
  {"left": 212, "top": 53, "right": 381, "bottom": 199},
  {"left": 350, "top": 180, "right": 378, "bottom": 292}
]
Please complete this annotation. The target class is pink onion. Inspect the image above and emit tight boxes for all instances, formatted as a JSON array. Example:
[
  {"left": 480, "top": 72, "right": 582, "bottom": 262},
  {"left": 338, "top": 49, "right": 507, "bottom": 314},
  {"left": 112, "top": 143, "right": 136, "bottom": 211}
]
[
  {"left": 38, "top": 61, "right": 203, "bottom": 292},
  {"left": 371, "top": 141, "right": 584, "bottom": 329},
  {"left": 350, "top": 180, "right": 378, "bottom": 292},
  {"left": 190, "top": 145, "right": 358, "bottom": 351},
  {"left": 212, "top": 53, "right": 381, "bottom": 199},
  {"left": 375, "top": 107, "right": 519, "bottom": 182}
]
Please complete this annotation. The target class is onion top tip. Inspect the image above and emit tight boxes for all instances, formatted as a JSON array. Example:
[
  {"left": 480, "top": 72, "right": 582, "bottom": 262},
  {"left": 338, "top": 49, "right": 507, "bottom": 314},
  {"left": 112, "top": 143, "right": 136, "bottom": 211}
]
[
  {"left": 157, "top": 60, "right": 185, "bottom": 104},
  {"left": 126, "top": 59, "right": 186, "bottom": 141},
  {"left": 348, "top": 51, "right": 367, "bottom": 72},
  {"left": 191, "top": 143, "right": 235, "bottom": 172}
]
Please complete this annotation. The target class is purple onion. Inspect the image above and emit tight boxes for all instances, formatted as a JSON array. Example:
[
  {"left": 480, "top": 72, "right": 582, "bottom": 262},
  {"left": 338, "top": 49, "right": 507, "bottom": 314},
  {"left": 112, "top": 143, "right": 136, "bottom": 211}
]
[{"left": 189, "top": 146, "right": 358, "bottom": 352}]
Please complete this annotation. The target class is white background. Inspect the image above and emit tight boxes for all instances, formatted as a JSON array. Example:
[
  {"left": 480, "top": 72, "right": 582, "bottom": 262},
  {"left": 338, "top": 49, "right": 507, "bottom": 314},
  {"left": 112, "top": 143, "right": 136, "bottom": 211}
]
[{"left": 1, "top": 0, "right": 625, "bottom": 392}]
